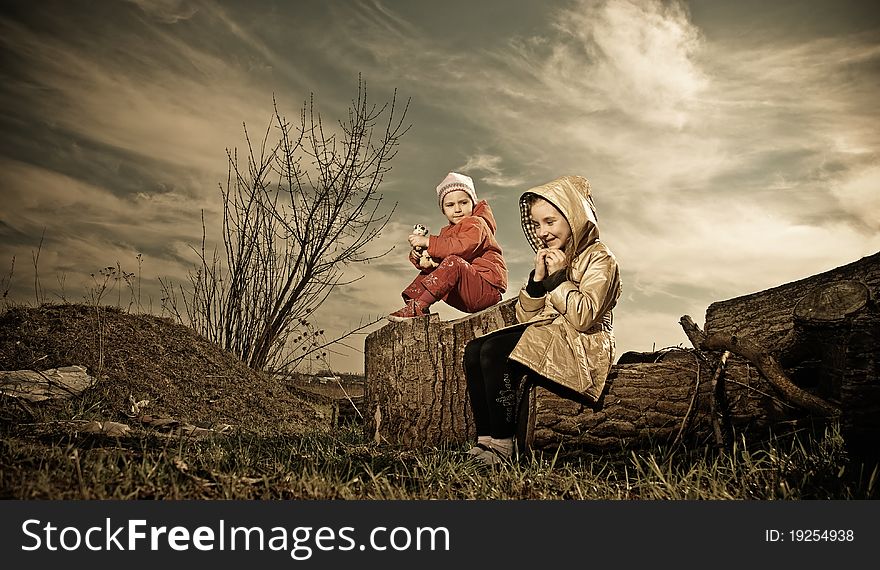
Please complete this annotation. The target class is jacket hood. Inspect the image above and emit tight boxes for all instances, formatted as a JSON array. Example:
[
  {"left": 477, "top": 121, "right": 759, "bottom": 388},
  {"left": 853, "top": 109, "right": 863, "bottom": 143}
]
[
  {"left": 519, "top": 176, "right": 599, "bottom": 256},
  {"left": 461, "top": 199, "right": 498, "bottom": 234}
]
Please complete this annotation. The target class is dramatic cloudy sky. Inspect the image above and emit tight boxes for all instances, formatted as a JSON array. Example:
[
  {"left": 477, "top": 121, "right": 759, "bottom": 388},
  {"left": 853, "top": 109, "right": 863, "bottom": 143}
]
[{"left": 2, "top": 0, "right": 879, "bottom": 373}]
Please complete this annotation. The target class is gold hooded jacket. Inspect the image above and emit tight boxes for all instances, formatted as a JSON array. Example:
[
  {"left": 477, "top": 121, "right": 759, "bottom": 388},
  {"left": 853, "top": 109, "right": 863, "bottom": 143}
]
[{"left": 508, "top": 175, "right": 621, "bottom": 402}]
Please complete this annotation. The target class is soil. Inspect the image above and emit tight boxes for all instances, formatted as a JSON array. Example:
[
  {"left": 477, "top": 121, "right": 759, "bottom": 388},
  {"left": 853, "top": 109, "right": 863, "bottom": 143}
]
[{"left": 0, "top": 303, "right": 325, "bottom": 435}]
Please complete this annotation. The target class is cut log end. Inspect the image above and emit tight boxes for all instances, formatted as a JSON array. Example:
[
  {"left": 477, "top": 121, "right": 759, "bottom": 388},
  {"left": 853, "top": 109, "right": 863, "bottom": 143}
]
[{"left": 794, "top": 280, "right": 869, "bottom": 323}]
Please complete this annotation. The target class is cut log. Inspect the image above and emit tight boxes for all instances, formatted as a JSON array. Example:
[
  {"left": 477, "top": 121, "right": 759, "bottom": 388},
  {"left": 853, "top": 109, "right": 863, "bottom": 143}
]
[
  {"left": 333, "top": 394, "right": 365, "bottom": 427},
  {"left": 515, "top": 349, "right": 796, "bottom": 453},
  {"left": 703, "top": 251, "right": 879, "bottom": 445},
  {"left": 704, "top": 252, "right": 879, "bottom": 353},
  {"left": 840, "top": 309, "right": 880, "bottom": 452}
]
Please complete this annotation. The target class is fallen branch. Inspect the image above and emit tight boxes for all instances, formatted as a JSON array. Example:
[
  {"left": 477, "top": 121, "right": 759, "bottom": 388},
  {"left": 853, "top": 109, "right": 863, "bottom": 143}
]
[
  {"left": 701, "top": 334, "right": 841, "bottom": 418},
  {"left": 679, "top": 315, "right": 707, "bottom": 351}
]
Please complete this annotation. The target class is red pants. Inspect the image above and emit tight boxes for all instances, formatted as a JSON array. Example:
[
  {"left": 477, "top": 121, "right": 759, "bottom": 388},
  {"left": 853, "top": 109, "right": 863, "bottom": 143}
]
[{"left": 402, "top": 255, "right": 502, "bottom": 313}]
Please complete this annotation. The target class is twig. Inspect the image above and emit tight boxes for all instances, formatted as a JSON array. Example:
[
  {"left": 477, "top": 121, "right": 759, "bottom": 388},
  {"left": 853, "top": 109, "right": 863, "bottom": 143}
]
[
  {"left": 33, "top": 369, "right": 84, "bottom": 397},
  {"left": 2, "top": 255, "right": 16, "bottom": 305},
  {"left": 32, "top": 228, "right": 45, "bottom": 305},
  {"left": 726, "top": 378, "right": 796, "bottom": 409},
  {"left": 273, "top": 315, "right": 385, "bottom": 371},
  {"left": 72, "top": 449, "right": 89, "bottom": 499},
  {"left": 672, "top": 351, "right": 701, "bottom": 446},
  {"left": 709, "top": 350, "right": 732, "bottom": 449},
  {"left": 333, "top": 377, "right": 363, "bottom": 420}
]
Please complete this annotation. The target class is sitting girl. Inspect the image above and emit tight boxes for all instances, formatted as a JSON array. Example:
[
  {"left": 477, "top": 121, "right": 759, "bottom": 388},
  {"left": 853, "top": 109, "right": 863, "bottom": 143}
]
[
  {"left": 388, "top": 172, "right": 508, "bottom": 321},
  {"left": 463, "top": 175, "right": 621, "bottom": 465}
]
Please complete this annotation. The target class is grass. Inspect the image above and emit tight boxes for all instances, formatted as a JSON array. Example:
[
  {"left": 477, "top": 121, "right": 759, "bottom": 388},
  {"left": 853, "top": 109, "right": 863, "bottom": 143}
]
[
  {"left": 1, "top": 417, "right": 876, "bottom": 500},
  {"left": 1, "top": 303, "right": 876, "bottom": 501}
]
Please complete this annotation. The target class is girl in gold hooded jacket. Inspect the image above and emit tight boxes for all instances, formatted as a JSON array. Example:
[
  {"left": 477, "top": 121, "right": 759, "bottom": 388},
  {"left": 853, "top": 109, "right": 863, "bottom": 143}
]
[{"left": 464, "top": 175, "right": 621, "bottom": 465}]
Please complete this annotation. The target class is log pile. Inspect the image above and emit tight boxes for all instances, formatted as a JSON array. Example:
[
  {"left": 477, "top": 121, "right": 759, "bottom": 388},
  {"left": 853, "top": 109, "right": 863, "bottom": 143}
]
[{"left": 364, "top": 252, "right": 879, "bottom": 453}]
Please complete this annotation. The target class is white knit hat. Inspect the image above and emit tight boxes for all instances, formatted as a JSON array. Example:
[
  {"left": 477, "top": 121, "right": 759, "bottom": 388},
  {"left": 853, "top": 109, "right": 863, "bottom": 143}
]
[{"left": 436, "top": 172, "right": 477, "bottom": 209}]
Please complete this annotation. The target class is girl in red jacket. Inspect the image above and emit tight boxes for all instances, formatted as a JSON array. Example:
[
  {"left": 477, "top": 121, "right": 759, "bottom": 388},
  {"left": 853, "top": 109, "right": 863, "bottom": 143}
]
[{"left": 388, "top": 172, "right": 508, "bottom": 321}]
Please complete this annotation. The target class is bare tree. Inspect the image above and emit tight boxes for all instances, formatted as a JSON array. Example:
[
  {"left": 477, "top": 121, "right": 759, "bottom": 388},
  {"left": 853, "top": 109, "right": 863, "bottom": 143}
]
[{"left": 169, "top": 77, "right": 409, "bottom": 372}]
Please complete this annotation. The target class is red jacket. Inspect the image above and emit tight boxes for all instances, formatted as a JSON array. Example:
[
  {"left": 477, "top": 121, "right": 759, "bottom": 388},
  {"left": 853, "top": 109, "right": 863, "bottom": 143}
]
[{"left": 411, "top": 200, "right": 508, "bottom": 292}]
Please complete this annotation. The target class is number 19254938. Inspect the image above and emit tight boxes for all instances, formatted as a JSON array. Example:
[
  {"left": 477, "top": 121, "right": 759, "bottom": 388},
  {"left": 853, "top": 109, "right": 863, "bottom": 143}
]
[{"left": 765, "top": 529, "right": 854, "bottom": 542}]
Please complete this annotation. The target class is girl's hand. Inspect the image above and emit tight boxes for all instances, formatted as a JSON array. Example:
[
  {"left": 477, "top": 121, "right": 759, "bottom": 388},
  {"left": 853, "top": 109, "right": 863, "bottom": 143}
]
[
  {"left": 409, "top": 249, "right": 420, "bottom": 262},
  {"left": 533, "top": 249, "right": 549, "bottom": 281},
  {"left": 544, "top": 249, "right": 567, "bottom": 275},
  {"left": 408, "top": 234, "right": 429, "bottom": 249}
]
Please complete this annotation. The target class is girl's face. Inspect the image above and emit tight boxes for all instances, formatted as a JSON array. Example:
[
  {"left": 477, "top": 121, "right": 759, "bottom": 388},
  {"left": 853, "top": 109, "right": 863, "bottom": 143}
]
[
  {"left": 530, "top": 198, "right": 572, "bottom": 250},
  {"left": 442, "top": 190, "right": 474, "bottom": 224}
]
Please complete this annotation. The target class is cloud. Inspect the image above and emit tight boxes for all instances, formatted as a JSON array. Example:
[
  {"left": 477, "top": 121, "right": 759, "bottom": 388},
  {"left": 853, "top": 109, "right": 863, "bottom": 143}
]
[
  {"left": 0, "top": 8, "right": 285, "bottom": 187},
  {"left": 356, "top": 0, "right": 717, "bottom": 190},
  {"left": 458, "top": 153, "right": 527, "bottom": 188},
  {"left": 695, "top": 31, "right": 880, "bottom": 229},
  {"left": 125, "top": 0, "right": 199, "bottom": 24},
  {"left": 545, "top": 0, "right": 707, "bottom": 128},
  {"left": 829, "top": 164, "right": 880, "bottom": 232},
  {"left": 0, "top": 157, "right": 203, "bottom": 271},
  {"left": 608, "top": 191, "right": 880, "bottom": 302}
]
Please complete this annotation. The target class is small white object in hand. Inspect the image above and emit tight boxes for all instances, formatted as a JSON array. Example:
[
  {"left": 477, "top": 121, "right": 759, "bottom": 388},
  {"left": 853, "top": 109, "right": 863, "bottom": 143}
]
[{"left": 412, "top": 224, "right": 438, "bottom": 269}]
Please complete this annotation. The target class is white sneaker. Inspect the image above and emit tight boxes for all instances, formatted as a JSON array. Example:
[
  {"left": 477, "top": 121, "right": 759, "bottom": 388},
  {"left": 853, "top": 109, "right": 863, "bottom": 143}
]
[
  {"left": 476, "top": 446, "right": 510, "bottom": 466},
  {"left": 466, "top": 443, "right": 491, "bottom": 456}
]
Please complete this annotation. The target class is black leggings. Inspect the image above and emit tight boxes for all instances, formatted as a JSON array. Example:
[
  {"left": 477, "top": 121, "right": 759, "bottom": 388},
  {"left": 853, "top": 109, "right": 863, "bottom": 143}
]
[{"left": 464, "top": 327, "right": 531, "bottom": 438}]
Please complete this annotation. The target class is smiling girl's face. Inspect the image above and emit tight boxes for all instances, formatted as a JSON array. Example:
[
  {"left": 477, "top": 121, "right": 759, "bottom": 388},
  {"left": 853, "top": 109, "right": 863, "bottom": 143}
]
[{"left": 530, "top": 198, "right": 571, "bottom": 250}]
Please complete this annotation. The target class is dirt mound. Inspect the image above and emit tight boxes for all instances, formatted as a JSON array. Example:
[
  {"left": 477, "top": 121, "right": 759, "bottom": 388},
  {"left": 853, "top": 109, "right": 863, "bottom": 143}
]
[{"left": 0, "top": 304, "right": 323, "bottom": 434}]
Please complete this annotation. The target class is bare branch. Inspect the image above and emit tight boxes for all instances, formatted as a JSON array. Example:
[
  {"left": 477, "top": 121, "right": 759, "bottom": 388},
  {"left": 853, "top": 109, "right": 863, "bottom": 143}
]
[{"left": 176, "top": 77, "right": 410, "bottom": 373}]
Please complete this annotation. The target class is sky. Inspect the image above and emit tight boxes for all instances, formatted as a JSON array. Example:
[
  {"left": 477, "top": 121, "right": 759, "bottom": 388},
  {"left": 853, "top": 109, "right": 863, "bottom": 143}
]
[{"left": 1, "top": 0, "right": 879, "bottom": 374}]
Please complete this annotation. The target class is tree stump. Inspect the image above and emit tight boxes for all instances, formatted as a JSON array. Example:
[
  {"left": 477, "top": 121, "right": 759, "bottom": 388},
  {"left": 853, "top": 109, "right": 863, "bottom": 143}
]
[{"left": 364, "top": 299, "right": 518, "bottom": 448}]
